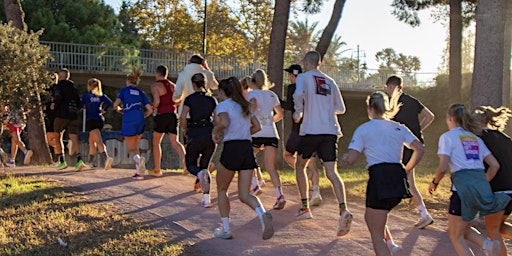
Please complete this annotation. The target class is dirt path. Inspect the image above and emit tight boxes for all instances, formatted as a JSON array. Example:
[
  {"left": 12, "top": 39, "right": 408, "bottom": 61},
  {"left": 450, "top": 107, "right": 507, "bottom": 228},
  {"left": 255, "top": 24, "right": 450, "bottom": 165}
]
[{"left": 13, "top": 166, "right": 487, "bottom": 255}]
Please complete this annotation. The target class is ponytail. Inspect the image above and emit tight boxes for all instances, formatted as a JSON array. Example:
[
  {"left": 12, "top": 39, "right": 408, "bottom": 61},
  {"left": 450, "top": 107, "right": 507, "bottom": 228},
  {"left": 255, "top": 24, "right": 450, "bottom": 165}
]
[
  {"left": 448, "top": 104, "right": 481, "bottom": 135},
  {"left": 219, "top": 77, "right": 250, "bottom": 117}
]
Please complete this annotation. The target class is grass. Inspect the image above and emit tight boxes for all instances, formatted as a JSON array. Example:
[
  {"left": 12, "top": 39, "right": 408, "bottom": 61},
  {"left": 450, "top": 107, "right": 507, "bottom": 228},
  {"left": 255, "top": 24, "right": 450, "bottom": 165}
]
[{"left": 0, "top": 174, "right": 188, "bottom": 256}]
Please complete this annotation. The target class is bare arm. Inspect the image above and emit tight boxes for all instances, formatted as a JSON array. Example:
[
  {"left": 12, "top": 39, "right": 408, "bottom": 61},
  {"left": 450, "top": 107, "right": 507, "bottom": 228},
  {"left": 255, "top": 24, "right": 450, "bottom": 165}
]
[
  {"left": 403, "top": 140, "right": 425, "bottom": 172},
  {"left": 419, "top": 107, "right": 434, "bottom": 131},
  {"left": 250, "top": 115, "right": 261, "bottom": 135},
  {"left": 428, "top": 154, "right": 450, "bottom": 194},
  {"left": 273, "top": 105, "right": 284, "bottom": 123},
  {"left": 151, "top": 83, "right": 161, "bottom": 109},
  {"left": 179, "top": 105, "right": 190, "bottom": 137},
  {"left": 143, "top": 103, "right": 153, "bottom": 118},
  {"left": 484, "top": 153, "right": 500, "bottom": 181},
  {"left": 113, "top": 98, "right": 122, "bottom": 113},
  {"left": 212, "top": 112, "right": 229, "bottom": 144},
  {"left": 342, "top": 149, "right": 361, "bottom": 166}
]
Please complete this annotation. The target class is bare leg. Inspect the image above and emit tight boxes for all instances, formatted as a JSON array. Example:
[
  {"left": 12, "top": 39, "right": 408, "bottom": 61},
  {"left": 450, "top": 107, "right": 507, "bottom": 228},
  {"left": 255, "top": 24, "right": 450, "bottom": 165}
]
[
  {"left": 485, "top": 211, "right": 506, "bottom": 256},
  {"left": 152, "top": 132, "right": 164, "bottom": 171},
  {"left": 323, "top": 161, "right": 347, "bottom": 206},
  {"left": 295, "top": 156, "right": 309, "bottom": 202},
  {"left": 448, "top": 214, "right": 474, "bottom": 255},
  {"left": 365, "top": 208, "right": 391, "bottom": 256},
  {"left": 168, "top": 133, "right": 186, "bottom": 173},
  {"left": 263, "top": 146, "right": 282, "bottom": 191},
  {"left": 216, "top": 163, "right": 235, "bottom": 218}
]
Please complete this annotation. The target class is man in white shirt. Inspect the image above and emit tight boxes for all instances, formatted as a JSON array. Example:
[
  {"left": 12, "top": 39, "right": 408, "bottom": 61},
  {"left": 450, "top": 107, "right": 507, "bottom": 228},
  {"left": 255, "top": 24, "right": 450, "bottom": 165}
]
[{"left": 293, "top": 51, "right": 352, "bottom": 237}]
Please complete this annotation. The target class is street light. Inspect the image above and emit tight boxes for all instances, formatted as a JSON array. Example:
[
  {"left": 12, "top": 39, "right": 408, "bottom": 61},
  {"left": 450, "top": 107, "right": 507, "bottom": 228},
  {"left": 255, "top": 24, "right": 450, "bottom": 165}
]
[{"left": 202, "top": 0, "right": 207, "bottom": 56}]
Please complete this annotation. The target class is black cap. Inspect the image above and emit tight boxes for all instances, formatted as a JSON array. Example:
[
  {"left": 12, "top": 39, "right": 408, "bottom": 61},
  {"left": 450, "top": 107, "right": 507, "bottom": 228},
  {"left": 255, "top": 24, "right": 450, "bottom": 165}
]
[{"left": 284, "top": 64, "right": 302, "bottom": 76}]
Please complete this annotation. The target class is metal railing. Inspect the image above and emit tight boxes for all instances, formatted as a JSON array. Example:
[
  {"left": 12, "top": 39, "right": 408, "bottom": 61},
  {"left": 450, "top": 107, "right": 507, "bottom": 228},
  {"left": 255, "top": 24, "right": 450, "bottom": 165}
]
[{"left": 41, "top": 41, "right": 438, "bottom": 88}]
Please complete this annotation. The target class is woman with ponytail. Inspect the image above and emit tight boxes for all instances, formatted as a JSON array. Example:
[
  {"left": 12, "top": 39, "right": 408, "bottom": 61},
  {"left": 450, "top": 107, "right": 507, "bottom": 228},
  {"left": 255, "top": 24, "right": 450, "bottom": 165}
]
[
  {"left": 211, "top": 77, "right": 274, "bottom": 240},
  {"left": 113, "top": 67, "right": 153, "bottom": 180},
  {"left": 428, "top": 104, "right": 510, "bottom": 255}
]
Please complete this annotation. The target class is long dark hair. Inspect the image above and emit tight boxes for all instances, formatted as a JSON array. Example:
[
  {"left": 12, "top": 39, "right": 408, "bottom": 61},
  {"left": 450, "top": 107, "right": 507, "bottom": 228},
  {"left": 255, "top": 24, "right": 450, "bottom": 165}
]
[
  {"left": 219, "top": 77, "right": 250, "bottom": 117},
  {"left": 473, "top": 106, "right": 512, "bottom": 132}
]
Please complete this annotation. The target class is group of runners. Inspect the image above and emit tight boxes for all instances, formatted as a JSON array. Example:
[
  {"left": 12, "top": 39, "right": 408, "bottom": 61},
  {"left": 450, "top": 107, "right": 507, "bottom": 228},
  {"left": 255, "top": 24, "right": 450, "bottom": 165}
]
[{"left": 6, "top": 49, "right": 512, "bottom": 255}]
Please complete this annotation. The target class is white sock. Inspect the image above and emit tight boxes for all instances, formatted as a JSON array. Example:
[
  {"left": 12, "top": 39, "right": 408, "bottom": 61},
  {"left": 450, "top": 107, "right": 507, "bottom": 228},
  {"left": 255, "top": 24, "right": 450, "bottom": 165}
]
[
  {"left": 133, "top": 155, "right": 141, "bottom": 172},
  {"left": 202, "top": 193, "right": 210, "bottom": 202},
  {"left": 255, "top": 205, "right": 265, "bottom": 219},
  {"left": 417, "top": 204, "right": 429, "bottom": 218},
  {"left": 251, "top": 176, "right": 258, "bottom": 188},
  {"left": 221, "top": 217, "right": 230, "bottom": 232},
  {"left": 275, "top": 186, "right": 283, "bottom": 198}
]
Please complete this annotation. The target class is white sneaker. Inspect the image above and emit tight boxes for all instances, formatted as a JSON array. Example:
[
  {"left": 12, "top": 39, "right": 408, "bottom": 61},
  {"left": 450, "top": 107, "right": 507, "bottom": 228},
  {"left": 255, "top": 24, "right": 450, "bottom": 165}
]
[
  {"left": 337, "top": 210, "right": 353, "bottom": 236},
  {"left": 261, "top": 212, "right": 274, "bottom": 240},
  {"left": 214, "top": 227, "right": 232, "bottom": 239},
  {"left": 198, "top": 169, "right": 211, "bottom": 193},
  {"left": 23, "top": 150, "right": 33, "bottom": 165},
  {"left": 387, "top": 243, "right": 401, "bottom": 254},
  {"left": 414, "top": 214, "right": 434, "bottom": 229},
  {"left": 104, "top": 157, "right": 113, "bottom": 171},
  {"left": 309, "top": 191, "right": 323, "bottom": 206},
  {"left": 483, "top": 238, "right": 501, "bottom": 256},
  {"left": 201, "top": 194, "right": 212, "bottom": 208},
  {"left": 139, "top": 157, "right": 146, "bottom": 174}
]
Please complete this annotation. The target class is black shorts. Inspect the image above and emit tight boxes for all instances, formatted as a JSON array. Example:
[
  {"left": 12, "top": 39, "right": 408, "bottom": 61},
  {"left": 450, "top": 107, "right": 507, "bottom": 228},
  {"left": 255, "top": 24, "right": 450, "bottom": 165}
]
[
  {"left": 45, "top": 116, "right": 55, "bottom": 133},
  {"left": 86, "top": 120, "right": 104, "bottom": 132},
  {"left": 252, "top": 137, "right": 278, "bottom": 148},
  {"left": 54, "top": 117, "right": 79, "bottom": 134},
  {"left": 366, "top": 163, "right": 407, "bottom": 211},
  {"left": 449, "top": 191, "right": 462, "bottom": 216},
  {"left": 220, "top": 140, "right": 258, "bottom": 171},
  {"left": 285, "top": 131, "right": 301, "bottom": 153},
  {"left": 153, "top": 112, "right": 178, "bottom": 134},
  {"left": 298, "top": 134, "right": 337, "bottom": 162}
]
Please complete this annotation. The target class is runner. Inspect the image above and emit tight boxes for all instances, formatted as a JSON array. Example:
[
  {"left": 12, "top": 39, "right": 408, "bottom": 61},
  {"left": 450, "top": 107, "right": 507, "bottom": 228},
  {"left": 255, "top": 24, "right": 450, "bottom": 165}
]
[
  {"left": 343, "top": 91, "right": 425, "bottom": 255},
  {"left": 281, "top": 64, "right": 323, "bottom": 206},
  {"left": 428, "top": 103, "right": 510, "bottom": 256},
  {"left": 81, "top": 78, "right": 113, "bottom": 170},
  {"left": 385, "top": 75, "right": 435, "bottom": 229},
  {"left": 113, "top": 67, "right": 152, "bottom": 180},
  {"left": 45, "top": 72, "right": 60, "bottom": 165},
  {"left": 212, "top": 77, "right": 273, "bottom": 240},
  {"left": 247, "top": 69, "right": 286, "bottom": 210},
  {"left": 149, "top": 65, "right": 186, "bottom": 177},
  {"left": 179, "top": 73, "right": 217, "bottom": 208},
  {"left": 3, "top": 105, "right": 32, "bottom": 167},
  {"left": 293, "top": 51, "right": 351, "bottom": 237}
]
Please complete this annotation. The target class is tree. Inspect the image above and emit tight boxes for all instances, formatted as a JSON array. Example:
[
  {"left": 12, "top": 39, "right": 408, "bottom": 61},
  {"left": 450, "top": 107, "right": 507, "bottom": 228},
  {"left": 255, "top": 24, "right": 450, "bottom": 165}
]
[
  {"left": 471, "top": 0, "right": 508, "bottom": 108},
  {"left": 375, "top": 48, "right": 421, "bottom": 81},
  {"left": 503, "top": 0, "right": 512, "bottom": 107},
  {"left": 315, "top": 0, "right": 347, "bottom": 60},
  {"left": 286, "top": 19, "right": 320, "bottom": 62},
  {"left": 323, "top": 34, "right": 346, "bottom": 66},
  {"left": 3, "top": 0, "right": 25, "bottom": 30},
  {"left": 0, "top": 23, "right": 53, "bottom": 163}
]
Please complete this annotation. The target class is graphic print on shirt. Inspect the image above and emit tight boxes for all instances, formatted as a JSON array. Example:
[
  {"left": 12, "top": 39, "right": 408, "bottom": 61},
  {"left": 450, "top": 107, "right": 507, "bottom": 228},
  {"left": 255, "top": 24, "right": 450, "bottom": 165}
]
[
  {"left": 314, "top": 76, "right": 331, "bottom": 96},
  {"left": 459, "top": 135, "right": 480, "bottom": 160}
]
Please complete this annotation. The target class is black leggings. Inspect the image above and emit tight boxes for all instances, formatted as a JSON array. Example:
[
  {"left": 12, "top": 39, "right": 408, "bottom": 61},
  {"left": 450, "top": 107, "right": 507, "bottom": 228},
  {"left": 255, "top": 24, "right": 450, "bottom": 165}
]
[{"left": 185, "top": 135, "right": 216, "bottom": 176}]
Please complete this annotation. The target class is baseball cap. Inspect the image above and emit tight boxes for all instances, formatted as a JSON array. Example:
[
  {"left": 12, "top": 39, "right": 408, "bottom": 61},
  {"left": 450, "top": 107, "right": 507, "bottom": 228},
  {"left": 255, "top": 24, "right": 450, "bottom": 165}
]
[{"left": 284, "top": 64, "right": 303, "bottom": 76}]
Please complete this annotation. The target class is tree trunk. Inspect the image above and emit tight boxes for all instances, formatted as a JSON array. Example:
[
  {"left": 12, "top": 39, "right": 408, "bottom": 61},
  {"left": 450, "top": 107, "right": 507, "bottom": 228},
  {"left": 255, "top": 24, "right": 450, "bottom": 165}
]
[
  {"left": 315, "top": 0, "right": 347, "bottom": 60},
  {"left": 471, "top": 0, "right": 507, "bottom": 108},
  {"left": 267, "top": 0, "right": 291, "bottom": 170},
  {"left": 3, "top": 0, "right": 25, "bottom": 31},
  {"left": 503, "top": 0, "right": 512, "bottom": 107},
  {"left": 449, "top": 0, "right": 462, "bottom": 104}
]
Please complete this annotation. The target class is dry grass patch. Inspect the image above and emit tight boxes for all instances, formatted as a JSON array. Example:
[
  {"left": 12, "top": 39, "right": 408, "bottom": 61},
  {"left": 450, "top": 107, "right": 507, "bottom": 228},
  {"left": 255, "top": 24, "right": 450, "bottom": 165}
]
[{"left": 0, "top": 174, "right": 187, "bottom": 256}]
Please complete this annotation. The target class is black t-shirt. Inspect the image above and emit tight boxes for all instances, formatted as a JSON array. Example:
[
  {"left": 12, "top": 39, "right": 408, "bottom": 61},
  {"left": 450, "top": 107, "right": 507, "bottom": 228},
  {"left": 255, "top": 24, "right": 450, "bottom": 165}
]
[
  {"left": 183, "top": 91, "right": 217, "bottom": 137},
  {"left": 281, "top": 83, "right": 301, "bottom": 132},
  {"left": 54, "top": 80, "right": 80, "bottom": 120},
  {"left": 393, "top": 93, "right": 424, "bottom": 142},
  {"left": 480, "top": 129, "right": 512, "bottom": 192}
]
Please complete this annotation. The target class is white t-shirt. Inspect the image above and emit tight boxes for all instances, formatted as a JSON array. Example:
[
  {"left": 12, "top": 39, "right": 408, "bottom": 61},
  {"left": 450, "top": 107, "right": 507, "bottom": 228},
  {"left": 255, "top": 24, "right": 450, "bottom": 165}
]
[
  {"left": 215, "top": 98, "right": 252, "bottom": 142},
  {"left": 349, "top": 119, "right": 417, "bottom": 169},
  {"left": 437, "top": 127, "right": 490, "bottom": 173},
  {"left": 293, "top": 70, "right": 345, "bottom": 137},
  {"left": 247, "top": 89, "right": 280, "bottom": 138}
]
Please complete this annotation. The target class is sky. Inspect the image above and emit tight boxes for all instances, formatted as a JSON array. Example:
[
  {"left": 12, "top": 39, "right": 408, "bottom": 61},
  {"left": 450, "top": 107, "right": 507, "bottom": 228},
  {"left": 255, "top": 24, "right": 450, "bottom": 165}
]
[{"left": 104, "top": 0, "right": 446, "bottom": 75}]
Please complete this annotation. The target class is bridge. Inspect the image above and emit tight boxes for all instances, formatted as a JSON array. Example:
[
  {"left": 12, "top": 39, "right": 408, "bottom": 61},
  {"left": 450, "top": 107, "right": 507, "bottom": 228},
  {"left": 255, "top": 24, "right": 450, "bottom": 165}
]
[{"left": 41, "top": 41, "right": 436, "bottom": 99}]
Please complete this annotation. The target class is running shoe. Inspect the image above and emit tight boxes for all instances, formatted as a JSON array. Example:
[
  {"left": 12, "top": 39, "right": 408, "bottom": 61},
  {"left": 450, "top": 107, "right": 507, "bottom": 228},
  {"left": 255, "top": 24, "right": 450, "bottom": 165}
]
[
  {"left": 56, "top": 161, "right": 68, "bottom": 170},
  {"left": 23, "top": 150, "right": 33, "bottom": 165},
  {"left": 139, "top": 157, "right": 146, "bottom": 174},
  {"left": 104, "top": 157, "right": 113, "bottom": 171},
  {"left": 250, "top": 185, "right": 262, "bottom": 196},
  {"left": 5, "top": 160, "right": 15, "bottom": 167},
  {"left": 482, "top": 238, "right": 501, "bottom": 256},
  {"left": 194, "top": 181, "right": 203, "bottom": 193},
  {"left": 201, "top": 194, "right": 212, "bottom": 208},
  {"left": 273, "top": 195, "right": 286, "bottom": 210},
  {"left": 261, "top": 212, "right": 274, "bottom": 240},
  {"left": 182, "top": 160, "right": 188, "bottom": 175},
  {"left": 295, "top": 208, "right": 313, "bottom": 220},
  {"left": 148, "top": 169, "right": 163, "bottom": 177},
  {"left": 199, "top": 169, "right": 211, "bottom": 193},
  {"left": 414, "top": 214, "right": 434, "bottom": 229},
  {"left": 75, "top": 160, "right": 86, "bottom": 172},
  {"left": 310, "top": 191, "right": 323, "bottom": 206},
  {"left": 387, "top": 243, "right": 401, "bottom": 254},
  {"left": 336, "top": 210, "right": 353, "bottom": 236},
  {"left": 214, "top": 227, "right": 232, "bottom": 239},
  {"left": 132, "top": 173, "right": 144, "bottom": 180}
]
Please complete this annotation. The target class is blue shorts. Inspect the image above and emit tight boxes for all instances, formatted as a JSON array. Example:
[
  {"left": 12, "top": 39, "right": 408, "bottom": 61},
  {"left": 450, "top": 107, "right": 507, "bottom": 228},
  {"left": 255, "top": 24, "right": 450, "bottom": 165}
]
[{"left": 121, "top": 112, "right": 145, "bottom": 136}]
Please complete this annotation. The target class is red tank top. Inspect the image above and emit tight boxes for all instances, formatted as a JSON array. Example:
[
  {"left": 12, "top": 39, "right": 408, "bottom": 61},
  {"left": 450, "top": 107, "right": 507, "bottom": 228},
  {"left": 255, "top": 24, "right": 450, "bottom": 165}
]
[{"left": 157, "top": 79, "right": 176, "bottom": 114}]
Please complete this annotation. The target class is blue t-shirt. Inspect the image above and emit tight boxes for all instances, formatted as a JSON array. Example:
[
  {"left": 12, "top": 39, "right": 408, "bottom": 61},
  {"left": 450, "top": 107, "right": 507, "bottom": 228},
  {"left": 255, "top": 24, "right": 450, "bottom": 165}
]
[
  {"left": 81, "top": 92, "right": 113, "bottom": 121},
  {"left": 116, "top": 86, "right": 150, "bottom": 124}
]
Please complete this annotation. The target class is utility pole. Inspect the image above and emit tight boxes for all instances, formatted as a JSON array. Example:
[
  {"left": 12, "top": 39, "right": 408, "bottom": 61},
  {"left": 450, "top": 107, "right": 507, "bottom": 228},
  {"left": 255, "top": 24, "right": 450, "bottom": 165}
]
[{"left": 202, "top": 0, "right": 207, "bottom": 56}]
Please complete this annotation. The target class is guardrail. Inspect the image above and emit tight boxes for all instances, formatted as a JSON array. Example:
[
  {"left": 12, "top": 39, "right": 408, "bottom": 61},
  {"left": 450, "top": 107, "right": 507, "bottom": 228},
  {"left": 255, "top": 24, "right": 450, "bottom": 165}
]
[{"left": 41, "top": 41, "right": 437, "bottom": 88}]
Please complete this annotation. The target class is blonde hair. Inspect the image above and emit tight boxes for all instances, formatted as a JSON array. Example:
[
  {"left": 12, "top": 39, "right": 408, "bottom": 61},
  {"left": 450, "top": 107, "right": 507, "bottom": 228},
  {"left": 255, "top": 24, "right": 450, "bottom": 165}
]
[
  {"left": 366, "top": 91, "right": 401, "bottom": 119},
  {"left": 127, "top": 67, "right": 142, "bottom": 85},
  {"left": 473, "top": 106, "right": 512, "bottom": 132},
  {"left": 87, "top": 78, "right": 103, "bottom": 96},
  {"left": 251, "top": 69, "right": 274, "bottom": 90},
  {"left": 448, "top": 104, "right": 481, "bottom": 135},
  {"left": 239, "top": 76, "right": 251, "bottom": 90}
]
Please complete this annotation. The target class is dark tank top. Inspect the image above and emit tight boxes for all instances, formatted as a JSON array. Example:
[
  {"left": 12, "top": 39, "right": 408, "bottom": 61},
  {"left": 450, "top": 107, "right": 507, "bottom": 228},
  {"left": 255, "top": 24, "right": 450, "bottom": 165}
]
[{"left": 156, "top": 79, "right": 176, "bottom": 114}]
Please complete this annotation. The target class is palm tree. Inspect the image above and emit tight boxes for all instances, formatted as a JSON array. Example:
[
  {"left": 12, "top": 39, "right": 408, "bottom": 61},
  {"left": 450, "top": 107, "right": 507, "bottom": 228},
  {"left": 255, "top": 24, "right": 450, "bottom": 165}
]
[
  {"left": 287, "top": 19, "right": 320, "bottom": 62},
  {"left": 315, "top": 0, "right": 347, "bottom": 60},
  {"left": 323, "top": 34, "right": 346, "bottom": 66}
]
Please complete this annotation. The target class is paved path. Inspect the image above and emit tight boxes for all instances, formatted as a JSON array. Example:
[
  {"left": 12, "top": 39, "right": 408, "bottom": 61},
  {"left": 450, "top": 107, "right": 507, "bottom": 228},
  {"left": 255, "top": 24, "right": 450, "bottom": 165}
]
[{"left": 11, "top": 166, "right": 487, "bottom": 255}]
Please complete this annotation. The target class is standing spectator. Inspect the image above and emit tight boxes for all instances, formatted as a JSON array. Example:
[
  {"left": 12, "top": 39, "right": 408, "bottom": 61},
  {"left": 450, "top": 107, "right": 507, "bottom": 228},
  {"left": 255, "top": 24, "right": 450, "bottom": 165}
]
[
  {"left": 293, "top": 51, "right": 351, "bottom": 237},
  {"left": 113, "top": 67, "right": 153, "bottom": 180},
  {"left": 149, "top": 65, "right": 186, "bottom": 177},
  {"left": 385, "top": 75, "right": 435, "bottom": 229},
  {"left": 281, "top": 64, "right": 323, "bottom": 206},
  {"left": 52, "top": 68, "right": 85, "bottom": 171},
  {"left": 212, "top": 77, "right": 273, "bottom": 240},
  {"left": 343, "top": 91, "right": 425, "bottom": 255},
  {"left": 81, "top": 78, "right": 113, "bottom": 170},
  {"left": 179, "top": 73, "right": 217, "bottom": 208},
  {"left": 3, "top": 105, "right": 32, "bottom": 167},
  {"left": 428, "top": 104, "right": 510, "bottom": 255}
]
